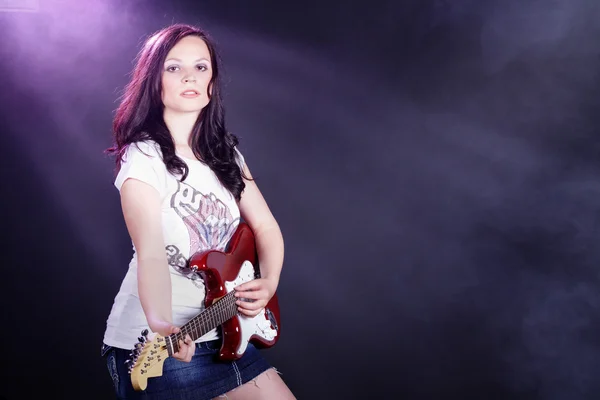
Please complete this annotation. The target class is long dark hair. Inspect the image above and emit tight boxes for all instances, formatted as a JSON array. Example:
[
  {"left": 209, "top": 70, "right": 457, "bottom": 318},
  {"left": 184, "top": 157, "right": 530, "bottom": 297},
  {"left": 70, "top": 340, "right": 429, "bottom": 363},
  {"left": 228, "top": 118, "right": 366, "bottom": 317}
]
[{"left": 106, "top": 24, "right": 248, "bottom": 201}]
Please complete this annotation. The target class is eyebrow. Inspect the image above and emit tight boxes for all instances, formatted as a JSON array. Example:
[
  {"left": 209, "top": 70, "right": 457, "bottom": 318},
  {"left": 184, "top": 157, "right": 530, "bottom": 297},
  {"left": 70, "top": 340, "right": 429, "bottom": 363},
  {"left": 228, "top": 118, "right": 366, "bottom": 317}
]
[{"left": 164, "top": 57, "right": 210, "bottom": 63}]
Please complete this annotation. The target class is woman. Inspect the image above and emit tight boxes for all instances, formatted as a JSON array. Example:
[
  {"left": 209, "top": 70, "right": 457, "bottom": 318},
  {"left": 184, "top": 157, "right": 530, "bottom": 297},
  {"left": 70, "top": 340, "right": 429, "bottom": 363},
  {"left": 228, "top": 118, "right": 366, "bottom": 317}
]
[{"left": 101, "top": 23, "right": 295, "bottom": 400}]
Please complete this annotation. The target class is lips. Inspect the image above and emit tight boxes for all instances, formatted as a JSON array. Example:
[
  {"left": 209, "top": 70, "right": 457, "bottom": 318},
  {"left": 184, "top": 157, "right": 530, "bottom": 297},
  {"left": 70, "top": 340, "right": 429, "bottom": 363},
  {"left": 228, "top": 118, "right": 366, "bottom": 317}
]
[{"left": 181, "top": 90, "right": 200, "bottom": 98}]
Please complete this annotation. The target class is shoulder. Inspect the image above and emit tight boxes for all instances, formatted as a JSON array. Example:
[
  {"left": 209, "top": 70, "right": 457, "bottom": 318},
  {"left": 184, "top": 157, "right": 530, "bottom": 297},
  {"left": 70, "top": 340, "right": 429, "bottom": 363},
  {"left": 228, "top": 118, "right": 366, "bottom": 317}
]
[
  {"left": 124, "top": 140, "right": 163, "bottom": 161},
  {"left": 115, "top": 140, "right": 168, "bottom": 192},
  {"left": 120, "top": 140, "right": 166, "bottom": 171}
]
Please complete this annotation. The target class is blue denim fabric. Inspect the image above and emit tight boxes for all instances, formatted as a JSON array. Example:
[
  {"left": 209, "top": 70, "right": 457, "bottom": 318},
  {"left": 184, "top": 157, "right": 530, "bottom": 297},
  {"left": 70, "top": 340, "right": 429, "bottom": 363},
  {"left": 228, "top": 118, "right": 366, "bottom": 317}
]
[{"left": 101, "top": 339, "right": 271, "bottom": 400}]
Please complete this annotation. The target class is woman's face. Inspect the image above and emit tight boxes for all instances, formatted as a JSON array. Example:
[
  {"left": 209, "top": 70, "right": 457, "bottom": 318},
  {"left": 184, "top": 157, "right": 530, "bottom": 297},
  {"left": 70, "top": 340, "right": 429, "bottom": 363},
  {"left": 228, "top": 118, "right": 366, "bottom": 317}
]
[{"left": 161, "top": 35, "right": 213, "bottom": 115}]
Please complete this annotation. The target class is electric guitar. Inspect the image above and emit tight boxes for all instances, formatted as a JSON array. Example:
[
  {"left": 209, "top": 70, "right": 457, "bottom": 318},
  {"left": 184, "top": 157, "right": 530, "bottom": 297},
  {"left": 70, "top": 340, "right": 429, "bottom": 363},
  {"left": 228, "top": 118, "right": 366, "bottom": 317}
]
[{"left": 126, "top": 222, "right": 281, "bottom": 391}]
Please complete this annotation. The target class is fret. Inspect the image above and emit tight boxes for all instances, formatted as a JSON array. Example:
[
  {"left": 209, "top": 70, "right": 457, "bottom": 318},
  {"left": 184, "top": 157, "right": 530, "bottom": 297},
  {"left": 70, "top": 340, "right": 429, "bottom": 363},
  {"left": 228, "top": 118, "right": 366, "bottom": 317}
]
[{"left": 175, "top": 291, "right": 237, "bottom": 344}]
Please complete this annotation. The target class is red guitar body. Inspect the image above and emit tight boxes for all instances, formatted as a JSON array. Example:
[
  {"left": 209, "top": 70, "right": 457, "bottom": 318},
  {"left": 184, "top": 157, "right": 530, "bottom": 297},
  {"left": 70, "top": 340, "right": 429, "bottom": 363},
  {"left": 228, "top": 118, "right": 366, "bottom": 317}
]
[{"left": 189, "top": 222, "right": 281, "bottom": 361}]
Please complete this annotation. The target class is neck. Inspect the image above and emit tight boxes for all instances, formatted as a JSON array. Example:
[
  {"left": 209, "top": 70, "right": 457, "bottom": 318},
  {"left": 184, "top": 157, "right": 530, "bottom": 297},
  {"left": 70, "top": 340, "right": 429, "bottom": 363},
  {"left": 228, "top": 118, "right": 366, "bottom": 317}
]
[
  {"left": 163, "top": 109, "right": 200, "bottom": 148},
  {"left": 166, "top": 290, "right": 238, "bottom": 355}
]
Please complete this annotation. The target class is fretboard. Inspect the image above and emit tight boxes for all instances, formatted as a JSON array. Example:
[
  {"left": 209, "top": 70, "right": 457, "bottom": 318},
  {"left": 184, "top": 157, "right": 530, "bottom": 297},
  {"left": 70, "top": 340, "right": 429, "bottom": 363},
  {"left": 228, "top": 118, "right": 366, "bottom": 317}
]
[{"left": 165, "top": 291, "right": 238, "bottom": 356}]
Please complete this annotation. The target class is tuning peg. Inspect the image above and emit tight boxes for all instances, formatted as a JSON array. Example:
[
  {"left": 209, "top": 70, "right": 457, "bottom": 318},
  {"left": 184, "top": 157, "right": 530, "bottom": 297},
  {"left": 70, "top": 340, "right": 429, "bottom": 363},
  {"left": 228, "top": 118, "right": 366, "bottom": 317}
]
[
  {"left": 141, "top": 329, "right": 149, "bottom": 336},
  {"left": 138, "top": 336, "right": 146, "bottom": 343}
]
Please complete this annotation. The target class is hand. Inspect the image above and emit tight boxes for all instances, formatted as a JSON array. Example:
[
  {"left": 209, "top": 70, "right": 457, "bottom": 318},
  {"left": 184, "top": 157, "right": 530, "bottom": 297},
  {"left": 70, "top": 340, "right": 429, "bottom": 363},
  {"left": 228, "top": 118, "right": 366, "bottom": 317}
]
[
  {"left": 173, "top": 333, "right": 194, "bottom": 363},
  {"left": 149, "top": 320, "right": 195, "bottom": 362},
  {"left": 234, "top": 278, "right": 278, "bottom": 317}
]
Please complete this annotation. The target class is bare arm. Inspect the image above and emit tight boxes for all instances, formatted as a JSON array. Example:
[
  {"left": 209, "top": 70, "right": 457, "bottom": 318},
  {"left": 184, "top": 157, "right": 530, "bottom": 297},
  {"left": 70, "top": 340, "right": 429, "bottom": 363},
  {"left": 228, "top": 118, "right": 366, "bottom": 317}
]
[
  {"left": 234, "top": 163, "right": 285, "bottom": 315},
  {"left": 120, "top": 178, "right": 193, "bottom": 360},
  {"left": 120, "top": 178, "right": 172, "bottom": 329},
  {"left": 239, "top": 164, "right": 284, "bottom": 284}
]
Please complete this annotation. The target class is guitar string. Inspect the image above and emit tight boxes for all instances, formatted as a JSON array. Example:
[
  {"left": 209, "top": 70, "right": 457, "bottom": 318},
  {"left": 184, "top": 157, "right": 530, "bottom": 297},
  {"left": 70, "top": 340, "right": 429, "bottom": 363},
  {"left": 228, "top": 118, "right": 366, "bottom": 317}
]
[
  {"left": 138, "top": 287, "right": 272, "bottom": 365},
  {"left": 169, "top": 290, "right": 239, "bottom": 353}
]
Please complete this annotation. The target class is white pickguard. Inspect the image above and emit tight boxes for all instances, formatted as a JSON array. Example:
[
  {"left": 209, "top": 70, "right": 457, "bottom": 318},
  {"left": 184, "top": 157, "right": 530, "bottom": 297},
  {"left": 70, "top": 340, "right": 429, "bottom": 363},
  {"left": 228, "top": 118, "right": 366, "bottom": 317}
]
[{"left": 224, "top": 261, "right": 279, "bottom": 356}]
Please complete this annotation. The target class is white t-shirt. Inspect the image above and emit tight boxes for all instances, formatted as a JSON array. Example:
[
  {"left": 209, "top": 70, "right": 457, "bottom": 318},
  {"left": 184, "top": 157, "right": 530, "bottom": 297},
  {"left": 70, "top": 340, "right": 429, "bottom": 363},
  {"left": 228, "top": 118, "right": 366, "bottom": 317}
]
[{"left": 103, "top": 140, "right": 244, "bottom": 350}]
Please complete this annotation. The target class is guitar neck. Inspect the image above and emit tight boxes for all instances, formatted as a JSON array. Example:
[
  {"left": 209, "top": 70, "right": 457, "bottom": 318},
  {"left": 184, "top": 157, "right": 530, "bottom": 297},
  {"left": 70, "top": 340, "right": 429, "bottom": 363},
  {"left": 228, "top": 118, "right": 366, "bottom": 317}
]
[{"left": 165, "top": 291, "right": 238, "bottom": 355}]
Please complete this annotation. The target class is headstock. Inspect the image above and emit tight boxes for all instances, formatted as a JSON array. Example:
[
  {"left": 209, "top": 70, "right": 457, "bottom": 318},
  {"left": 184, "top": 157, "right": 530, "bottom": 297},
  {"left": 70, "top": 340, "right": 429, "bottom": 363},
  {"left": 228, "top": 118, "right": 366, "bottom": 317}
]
[{"left": 126, "top": 329, "right": 170, "bottom": 391}]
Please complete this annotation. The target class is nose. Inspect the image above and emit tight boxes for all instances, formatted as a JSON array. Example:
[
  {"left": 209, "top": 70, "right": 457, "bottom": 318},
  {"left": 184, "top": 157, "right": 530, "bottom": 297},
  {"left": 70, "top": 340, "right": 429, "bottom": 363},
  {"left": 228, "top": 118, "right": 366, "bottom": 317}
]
[{"left": 183, "top": 76, "right": 196, "bottom": 83}]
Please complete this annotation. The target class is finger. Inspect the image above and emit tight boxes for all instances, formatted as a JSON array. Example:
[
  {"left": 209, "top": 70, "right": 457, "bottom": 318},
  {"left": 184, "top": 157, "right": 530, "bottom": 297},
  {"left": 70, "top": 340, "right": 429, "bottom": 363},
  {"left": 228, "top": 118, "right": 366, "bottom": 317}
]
[
  {"left": 176, "top": 340, "right": 188, "bottom": 355},
  {"left": 174, "top": 341, "right": 192, "bottom": 362},
  {"left": 238, "top": 307, "right": 263, "bottom": 317},
  {"left": 238, "top": 302, "right": 265, "bottom": 313},
  {"left": 173, "top": 348, "right": 182, "bottom": 360},
  {"left": 235, "top": 289, "right": 264, "bottom": 300},
  {"left": 185, "top": 335, "right": 194, "bottom": 360},
  {"left": 237, "top": 299, "right": 265, "bottom": 310},
  {"left": 177, "top": 346, "right": 189, "bottom": 361},
  {"left": 245, "top": 297, "right": 266, "bottom": 306},
  {"left": 235, "top": 280, "right": 261, "bottom": 292},
  {"left": 176, "top": 340, "right": 186, "bottom": 356}
]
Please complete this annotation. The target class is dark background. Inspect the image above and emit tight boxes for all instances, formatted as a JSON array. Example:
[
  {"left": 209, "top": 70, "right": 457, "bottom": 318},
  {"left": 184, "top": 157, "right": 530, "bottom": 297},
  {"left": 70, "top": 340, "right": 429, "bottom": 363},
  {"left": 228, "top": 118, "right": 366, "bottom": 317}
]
[{"left": 2, "top": 0, "right": 600, "bottom": 399}]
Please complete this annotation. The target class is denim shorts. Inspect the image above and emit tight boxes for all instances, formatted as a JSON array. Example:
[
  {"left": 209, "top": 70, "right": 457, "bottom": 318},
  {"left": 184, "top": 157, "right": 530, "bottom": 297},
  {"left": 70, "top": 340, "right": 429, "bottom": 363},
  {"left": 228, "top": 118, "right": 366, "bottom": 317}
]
[{"left": 101, "top": 339, "right": 272, "bottom": 400}]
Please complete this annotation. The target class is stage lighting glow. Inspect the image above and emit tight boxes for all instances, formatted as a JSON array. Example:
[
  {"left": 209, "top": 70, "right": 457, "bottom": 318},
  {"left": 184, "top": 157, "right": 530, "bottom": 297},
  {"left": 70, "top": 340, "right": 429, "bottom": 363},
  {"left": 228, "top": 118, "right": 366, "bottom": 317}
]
[{"left": 0, "top": 0, "right": 38, "bottom": 12}]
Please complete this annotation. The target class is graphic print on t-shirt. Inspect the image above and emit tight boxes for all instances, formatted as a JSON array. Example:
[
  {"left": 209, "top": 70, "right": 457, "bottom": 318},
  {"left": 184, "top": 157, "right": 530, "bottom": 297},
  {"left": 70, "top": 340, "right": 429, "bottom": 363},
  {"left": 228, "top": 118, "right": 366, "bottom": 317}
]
[
  {"left": 165, "top": 244, "right": 202, "bottom": 282},
  {"left": 166, "top": 180, "right": 238, "bottom": 279}
]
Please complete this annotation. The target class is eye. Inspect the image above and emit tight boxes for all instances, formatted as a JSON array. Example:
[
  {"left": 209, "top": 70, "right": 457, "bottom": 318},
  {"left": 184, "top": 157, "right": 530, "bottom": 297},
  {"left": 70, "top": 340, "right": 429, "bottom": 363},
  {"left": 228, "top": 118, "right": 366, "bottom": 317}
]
[
  {"left": 166, "top": 65, "right": 179, "bottom": 72},
  {"left": 196, "top": 65, "right": 208, "bottom": 71}
]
